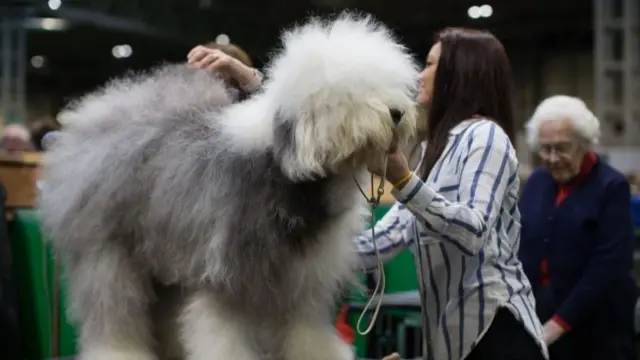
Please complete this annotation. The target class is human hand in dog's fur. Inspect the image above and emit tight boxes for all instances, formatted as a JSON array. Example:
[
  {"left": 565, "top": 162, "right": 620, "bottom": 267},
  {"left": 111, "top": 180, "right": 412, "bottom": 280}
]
[
  {"left": 187, "top": 46, "right": 260, "bottom": 89},
  {"left": 369, "top": 145, "right": 411, "bottom": 188},
  {"left": 188, "top": 46, "right": 235, "bottom": 71},
  {"left": 384, "top": 148, "right": 411, "bottom": 187}
]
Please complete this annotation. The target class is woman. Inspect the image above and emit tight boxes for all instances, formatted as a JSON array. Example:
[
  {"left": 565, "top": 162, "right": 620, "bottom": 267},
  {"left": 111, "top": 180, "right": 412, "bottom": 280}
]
[
  {"left": 518, "top": 95, "right": 636, "bottom": 360},
  {"left": 357, "top": 28, "right": 547, "bottom": 360}
]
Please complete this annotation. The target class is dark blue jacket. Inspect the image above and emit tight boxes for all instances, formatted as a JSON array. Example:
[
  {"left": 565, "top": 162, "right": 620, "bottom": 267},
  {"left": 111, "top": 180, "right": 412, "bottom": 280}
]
[{"left": 519, "top": 160, "right": 636, "bottom": 335}]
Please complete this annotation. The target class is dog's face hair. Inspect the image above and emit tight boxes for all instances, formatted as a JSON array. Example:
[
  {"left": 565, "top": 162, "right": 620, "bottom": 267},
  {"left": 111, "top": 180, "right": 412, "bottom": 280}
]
[{"left": 264, "top": 13, "right": 421, "bottom": 181}]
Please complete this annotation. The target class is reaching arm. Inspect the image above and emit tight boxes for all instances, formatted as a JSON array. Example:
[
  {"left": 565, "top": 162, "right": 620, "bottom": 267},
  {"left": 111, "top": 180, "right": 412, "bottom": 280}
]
[
  {"left": 235, "top": 65, "right": 263, "bottom": 93},
  {"left": 356, "top": 202, "right": 416, "bottom": 271},
  {"left": 391, "top": 120, "right": 517, "bottom": 256}
]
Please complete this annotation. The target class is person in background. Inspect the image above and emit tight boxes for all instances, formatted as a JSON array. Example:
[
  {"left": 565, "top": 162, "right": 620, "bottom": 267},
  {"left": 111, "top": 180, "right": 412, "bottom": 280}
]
[
  {"left": 2, "top": 124, "right": 33, "bottom": 153},
  {"left": 518, "top": 95, "right": 636, "bottom": 360},
  {"left": 30, "top": 119, "right": 61, "bottom": 151}
]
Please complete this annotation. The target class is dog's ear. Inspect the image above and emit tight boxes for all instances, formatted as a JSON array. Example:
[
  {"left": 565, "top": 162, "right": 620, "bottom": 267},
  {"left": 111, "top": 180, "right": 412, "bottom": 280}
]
[
  {"left": 273, "top": 105, "right": 395, "bottom": 181},
  {"left": 273, "top": 112, "right": 326, "bottom": 181}
]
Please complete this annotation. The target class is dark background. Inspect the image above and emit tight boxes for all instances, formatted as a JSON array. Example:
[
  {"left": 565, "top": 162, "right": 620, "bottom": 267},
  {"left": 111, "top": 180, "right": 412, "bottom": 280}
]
[{"left": 9, "top": 0, "right": 592, "bottom": 108}]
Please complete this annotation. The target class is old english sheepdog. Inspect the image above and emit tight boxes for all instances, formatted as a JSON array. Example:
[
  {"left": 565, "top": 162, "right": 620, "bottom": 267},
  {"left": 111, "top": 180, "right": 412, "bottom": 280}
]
[{"left": 38, "top": 13, "right": 420, "bottom": 360}]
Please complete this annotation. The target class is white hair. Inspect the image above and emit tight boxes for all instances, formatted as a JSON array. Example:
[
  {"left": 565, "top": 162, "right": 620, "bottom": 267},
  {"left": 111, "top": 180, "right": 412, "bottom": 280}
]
[{"left": 525, "top": 95, "right": 600, "bottom": 150}]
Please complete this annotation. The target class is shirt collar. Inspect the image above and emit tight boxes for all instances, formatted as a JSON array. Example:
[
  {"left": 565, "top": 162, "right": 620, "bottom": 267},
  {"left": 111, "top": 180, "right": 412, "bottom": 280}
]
[
  {"left": 561, "top": 152, "right": 598, "bottom": 188},
  {"left": 449, "top": 118, "right": 482, "bottom": 135}
]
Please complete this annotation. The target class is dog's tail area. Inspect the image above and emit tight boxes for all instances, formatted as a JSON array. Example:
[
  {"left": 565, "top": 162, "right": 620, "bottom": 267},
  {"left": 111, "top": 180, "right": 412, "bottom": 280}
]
[{"left": 38, "top": 64, "right": 233, "bottom": 250}]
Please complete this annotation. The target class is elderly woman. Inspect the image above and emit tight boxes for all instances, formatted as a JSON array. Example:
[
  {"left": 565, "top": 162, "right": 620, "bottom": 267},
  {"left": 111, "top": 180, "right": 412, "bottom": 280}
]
[{"left": 518, "top": 95, "right": 637, "bottom": 360}]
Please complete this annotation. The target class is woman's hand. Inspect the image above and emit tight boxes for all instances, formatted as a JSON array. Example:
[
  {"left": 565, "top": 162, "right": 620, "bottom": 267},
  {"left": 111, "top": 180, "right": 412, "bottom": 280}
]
[
  {"left": 187, "top": 46, "right": 236, "bottom": 72},
  {"left": 186, "top": 45, "right": 258, "bottom": 88},
  {"left": 368, "top": 145, "right": 412, "bottom": 189},
  {"left": 384, "top": 148, "right": 412, "bottom": 189}
]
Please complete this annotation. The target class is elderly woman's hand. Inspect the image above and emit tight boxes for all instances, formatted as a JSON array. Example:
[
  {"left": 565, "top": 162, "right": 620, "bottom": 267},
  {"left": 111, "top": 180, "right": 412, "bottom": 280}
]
[{"left": 382, "top": 352, "right": 401, "bottom": 360}]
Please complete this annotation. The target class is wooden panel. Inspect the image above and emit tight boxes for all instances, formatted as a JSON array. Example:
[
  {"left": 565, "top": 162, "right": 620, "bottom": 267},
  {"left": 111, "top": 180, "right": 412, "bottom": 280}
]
[{"left": 0, "top": 152, "right": 43, "bottom": 209}]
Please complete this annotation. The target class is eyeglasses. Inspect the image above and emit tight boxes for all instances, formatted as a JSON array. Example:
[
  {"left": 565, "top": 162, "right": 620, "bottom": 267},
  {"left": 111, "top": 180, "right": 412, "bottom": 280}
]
[{"left": 538, "top": 142, "right": 577, "bottom": 159}]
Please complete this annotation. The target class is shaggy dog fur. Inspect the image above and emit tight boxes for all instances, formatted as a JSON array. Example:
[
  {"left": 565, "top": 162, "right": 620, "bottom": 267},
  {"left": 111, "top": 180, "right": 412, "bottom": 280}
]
[{"left": 38, "top": 13, "right": 420, "bottom": 360}]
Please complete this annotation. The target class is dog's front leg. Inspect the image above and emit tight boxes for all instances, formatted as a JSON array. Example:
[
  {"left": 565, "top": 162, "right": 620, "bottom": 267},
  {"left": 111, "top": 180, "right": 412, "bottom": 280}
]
[{"left": 179, "top": 291, "right": 258, "bottom": 360}]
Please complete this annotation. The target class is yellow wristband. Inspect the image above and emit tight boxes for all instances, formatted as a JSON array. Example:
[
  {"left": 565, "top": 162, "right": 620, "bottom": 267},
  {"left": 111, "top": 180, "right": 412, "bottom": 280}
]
[{"left": 393, "top": 172, "right": 413, "bottom": 188}]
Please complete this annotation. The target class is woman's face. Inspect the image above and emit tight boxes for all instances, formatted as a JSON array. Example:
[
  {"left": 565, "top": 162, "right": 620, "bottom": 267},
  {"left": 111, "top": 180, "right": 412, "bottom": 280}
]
[
  {"left": 417, "top": 42, "right": 441, "bottom": 106},
  {"left": 537, "top": 118, "right": 586, "bottom": 183}
]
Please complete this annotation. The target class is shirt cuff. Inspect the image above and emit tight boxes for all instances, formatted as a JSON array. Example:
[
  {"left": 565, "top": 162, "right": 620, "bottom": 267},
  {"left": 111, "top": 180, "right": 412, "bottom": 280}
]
[
  {"left": 391, "top": 172, "right": 435, "bottom": 206},
  {"left": 551, "top": 314, "right": 572, "bottom": 332}
]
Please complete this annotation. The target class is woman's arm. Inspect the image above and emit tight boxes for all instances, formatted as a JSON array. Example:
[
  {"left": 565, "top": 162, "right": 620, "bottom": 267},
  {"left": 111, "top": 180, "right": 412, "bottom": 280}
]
[
  {"left": 187, "top": 45, "right": 263, "bottom": 93},
  {"left": 356, "top": 202, "right": 416, "bottom": 271},
  {"left": 392, "top": 120, "right": 517, "bottom": 256},
  {"left": 233, "top": 62, "right": 263, "bottom": 93}
]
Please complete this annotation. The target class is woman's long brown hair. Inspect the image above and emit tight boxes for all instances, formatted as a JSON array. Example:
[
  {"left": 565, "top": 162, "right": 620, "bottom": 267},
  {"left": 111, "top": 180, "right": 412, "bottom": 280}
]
[{"left": 418, "top": 28, "right": 516, "bottom": 180}]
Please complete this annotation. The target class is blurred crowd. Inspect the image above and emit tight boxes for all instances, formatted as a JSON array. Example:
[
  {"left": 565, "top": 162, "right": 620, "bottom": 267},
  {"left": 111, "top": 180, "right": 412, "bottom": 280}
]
[{"left": 0, "top": 120, "right": 60, "bottom": 154}]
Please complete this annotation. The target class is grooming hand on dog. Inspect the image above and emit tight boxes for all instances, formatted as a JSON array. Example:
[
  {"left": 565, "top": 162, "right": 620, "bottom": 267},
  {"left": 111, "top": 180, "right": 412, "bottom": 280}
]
[{"left": 187, "top": 45, "right": 262, "bottom": 91}]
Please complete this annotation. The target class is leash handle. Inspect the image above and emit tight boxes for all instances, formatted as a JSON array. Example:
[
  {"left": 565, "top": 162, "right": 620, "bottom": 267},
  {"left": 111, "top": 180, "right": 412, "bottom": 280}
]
[{"left": 355, "top": 171, "right": 387, "bottom": 336}]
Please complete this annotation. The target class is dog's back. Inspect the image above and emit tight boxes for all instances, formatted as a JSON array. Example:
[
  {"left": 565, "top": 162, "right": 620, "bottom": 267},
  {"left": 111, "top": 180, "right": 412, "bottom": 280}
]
[{"left": 39, "top": 64, "right": 233, "bottom": 252}]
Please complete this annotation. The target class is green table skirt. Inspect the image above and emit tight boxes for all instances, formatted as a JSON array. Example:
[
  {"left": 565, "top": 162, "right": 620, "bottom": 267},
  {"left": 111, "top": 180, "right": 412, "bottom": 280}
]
[{"left": 10, "top": 209, "right": 77, "bottom": 359}]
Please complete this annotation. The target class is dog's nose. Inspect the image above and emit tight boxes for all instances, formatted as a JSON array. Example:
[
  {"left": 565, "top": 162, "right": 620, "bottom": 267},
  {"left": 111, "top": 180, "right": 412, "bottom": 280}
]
[{"left": 389, "top": 109, "right": 403, "bottom": 125}]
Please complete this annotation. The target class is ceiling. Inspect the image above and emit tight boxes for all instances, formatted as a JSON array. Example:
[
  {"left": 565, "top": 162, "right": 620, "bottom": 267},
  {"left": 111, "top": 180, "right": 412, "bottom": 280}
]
[{"left": 5, "top": 0, "right": 594, "bottom": 105}]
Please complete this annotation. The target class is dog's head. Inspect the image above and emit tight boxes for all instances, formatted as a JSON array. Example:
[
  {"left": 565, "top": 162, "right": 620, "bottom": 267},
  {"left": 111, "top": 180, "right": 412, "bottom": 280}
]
[{"left": 263, "top": 13, "right": 420, "bottom": 181}]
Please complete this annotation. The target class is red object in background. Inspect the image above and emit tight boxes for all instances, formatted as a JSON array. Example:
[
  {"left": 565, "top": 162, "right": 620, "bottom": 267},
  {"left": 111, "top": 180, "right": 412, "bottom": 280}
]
[{"left": 336, "top": 304, "right": 355, "bottom": 344}]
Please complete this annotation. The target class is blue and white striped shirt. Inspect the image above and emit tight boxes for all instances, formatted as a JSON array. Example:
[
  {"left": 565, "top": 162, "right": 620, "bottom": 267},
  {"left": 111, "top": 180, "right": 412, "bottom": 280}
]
[{"left": 357, "top": 119, "right": 548, "bottom": 360}]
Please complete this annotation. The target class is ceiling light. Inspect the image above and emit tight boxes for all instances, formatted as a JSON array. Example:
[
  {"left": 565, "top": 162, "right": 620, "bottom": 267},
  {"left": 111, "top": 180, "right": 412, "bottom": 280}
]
[
  {"left": 48, "top": 0, "right": 61, "bottom": 11},
  {"left": 479, "top": 4, "right": 493, "bottom": 17},
  {"left": 215, "top": 34, "right": 230, "bottom": 45},
  {"left": 39, "top": 17, "right": 68, "bottom": 31},
  {"left": 30, "top": 55, "right": 45, "bottom": 68},
  {"left": 467, "top": 6, "right": 481, "bottom": 19},
  {"left": 467, "top": 4, "right": 493, "bottom": 19},
  {"left": 112, "top": 44, "right": 133, "bottom": 59}
]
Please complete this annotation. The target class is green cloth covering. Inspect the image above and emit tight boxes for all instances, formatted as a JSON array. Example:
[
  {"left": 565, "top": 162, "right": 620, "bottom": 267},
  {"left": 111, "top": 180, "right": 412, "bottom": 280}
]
[{"left": 10, "top": 209, "right": 77, "bottom": 359}]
